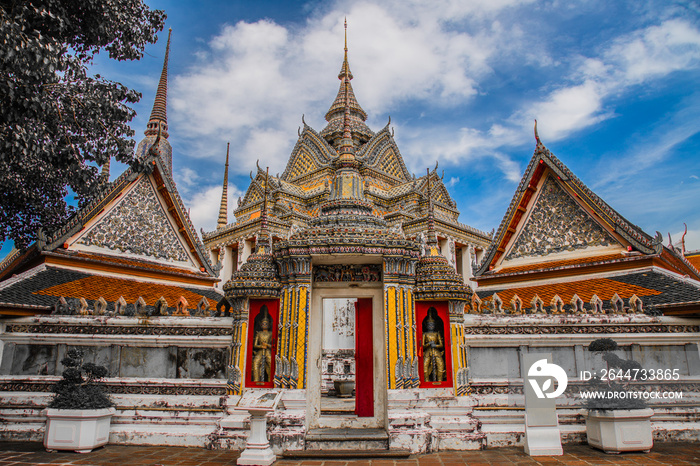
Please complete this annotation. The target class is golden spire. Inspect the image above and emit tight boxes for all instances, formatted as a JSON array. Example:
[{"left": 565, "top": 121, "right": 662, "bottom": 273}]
[
  {"left": 338, "top": 18, "right": 357, "bottom": 163},
  {"left": 100, "top": 156, "right": 110, "bottom": 182},
  {"left": 217, "top": 143, "right": 230, "bottom": 229},
  {"left": 256, "top": 167, "right": 272, "bottom": 254},
  {"left": 145, "top": 28, "right": 171, "bottom": 139},
  {"left": 426, "top": 167, "right": 437, "bottom": 246}
]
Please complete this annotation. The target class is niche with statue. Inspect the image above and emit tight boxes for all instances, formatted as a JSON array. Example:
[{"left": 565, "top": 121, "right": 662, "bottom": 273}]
[
  {"left": 245, "top": 300, "right": 279, "bottom": 388},
  {"left": 415, "top": 302, "right": 453, "bottom": 388}
]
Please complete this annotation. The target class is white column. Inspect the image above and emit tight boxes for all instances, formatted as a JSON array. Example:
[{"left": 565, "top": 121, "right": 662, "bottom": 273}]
[{"left": 463, "top": 245, "right": 475, "bottom": 289}]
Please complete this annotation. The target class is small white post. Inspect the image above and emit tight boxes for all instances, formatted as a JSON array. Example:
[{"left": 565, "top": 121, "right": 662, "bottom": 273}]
[{"left": 235, "top": 390, "right": 283, "bottom": 466}]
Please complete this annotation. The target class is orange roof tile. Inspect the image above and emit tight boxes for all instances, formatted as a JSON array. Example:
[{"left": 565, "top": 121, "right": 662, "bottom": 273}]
[
  {"left": 479, "top": 277, "right": 660, "bottom": 306},
  {"left": 35, "top": 275, "right": 213, "bottom": 308},
  {"left": 495, "top": 253, "right": 624, "bottom": 275},
  {"left": 686, "top": 253, "right": 700, "bottom": 271}
]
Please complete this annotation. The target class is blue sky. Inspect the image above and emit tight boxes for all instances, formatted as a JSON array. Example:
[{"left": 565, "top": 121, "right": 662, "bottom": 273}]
[{"left": 2, "top": 0, "right": 700, "bottom": 260}]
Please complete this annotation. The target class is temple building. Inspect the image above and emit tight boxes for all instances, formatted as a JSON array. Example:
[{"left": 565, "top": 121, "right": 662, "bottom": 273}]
[{"left": 0, "top": 26, "right": 698, "bottom": 453}]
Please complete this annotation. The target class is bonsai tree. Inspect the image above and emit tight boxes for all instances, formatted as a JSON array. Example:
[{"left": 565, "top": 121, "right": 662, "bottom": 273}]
[
  {"left": 585, "top": 338, "right": 646, "bottom": 410},
  {"left": 49, "top": 349, "right": 113, "bottom": 410}
]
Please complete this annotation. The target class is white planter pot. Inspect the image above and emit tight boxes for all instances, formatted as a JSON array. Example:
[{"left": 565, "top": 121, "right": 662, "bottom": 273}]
[
  {"left": 44, "top": 407, "right": 116, "bottom": 453},
  {"left": 585, "top": 408, "right": 654, "bottom": 454}
]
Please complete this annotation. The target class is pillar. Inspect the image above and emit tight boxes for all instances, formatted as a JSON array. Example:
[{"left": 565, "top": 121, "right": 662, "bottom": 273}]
[
  {"left": 227, "top": 298, "right": 248, "bottom": 395},
  {"left": 274, "top": 257, "right": 311, "bottom": 389},
  {"left": 449, "top": 300, "right": 470, "bottom": 396}
]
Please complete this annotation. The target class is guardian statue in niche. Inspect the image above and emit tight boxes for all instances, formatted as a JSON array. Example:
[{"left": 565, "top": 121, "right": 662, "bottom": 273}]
[
  {"left": 422, "top": 309, "right": 446, "bottom": 382},
  {"left": 252, "top": 306, "right": 273, "bottom": 382}
]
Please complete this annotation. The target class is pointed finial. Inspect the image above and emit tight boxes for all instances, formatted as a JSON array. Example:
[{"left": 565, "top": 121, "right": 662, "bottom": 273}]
[
  {"left": 100, "top": 156, "right": 111, "bottom": 182},
  {"left": 255, "top": 166, "right": 272, "bottom": 254},
  {"left": 426, "top": 168, "right": 437, "bottom": 246},
  {"left": 217, "top": 143, "right": 230, "bottom": 229},
  {"left": 344, "top": 17, "right": 348, "bottom": 53},
  {"left": 263, "top": 166, "right": 269, "bottom": 217},
  {"left": 145, "top": 28, "right": 172, "bottom": 138},
  {"left": 534, "top": 119, "right": 540, "bottom": 143}
]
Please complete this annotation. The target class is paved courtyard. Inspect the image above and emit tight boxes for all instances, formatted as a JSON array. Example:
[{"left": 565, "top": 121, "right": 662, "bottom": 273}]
[{"left": 0, "top": 442, "right": 698, "bottom": 466}]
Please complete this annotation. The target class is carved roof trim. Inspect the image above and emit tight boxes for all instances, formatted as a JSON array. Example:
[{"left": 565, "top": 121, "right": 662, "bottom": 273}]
[{"left": 475, "top": 141, "right": 659, "bottom": 277}]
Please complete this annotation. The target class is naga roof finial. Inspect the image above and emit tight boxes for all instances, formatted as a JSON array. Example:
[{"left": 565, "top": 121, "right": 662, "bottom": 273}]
[
  {"left": 534, "top": 119, "right": 540, "bottom": 143},
  {"left": 682, "top": 223, "right": 688, "bottom": 254}
]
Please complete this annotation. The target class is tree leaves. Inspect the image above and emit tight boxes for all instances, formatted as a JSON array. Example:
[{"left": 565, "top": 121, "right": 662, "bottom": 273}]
[{"left": 0, "top": 0, "right": 165, "bottom": 249}]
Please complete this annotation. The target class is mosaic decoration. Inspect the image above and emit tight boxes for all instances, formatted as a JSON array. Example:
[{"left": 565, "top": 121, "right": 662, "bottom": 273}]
[
  {"left": 462, "top": 323, "right": 699, "bottom": 335},
  {"left": 5, "top": 323, "right": 233, "bottom": 336},
  {"left": 0, "top": 380, "right": 228, "bottom": 396},
  {"left": 505, "top": 175, "right": 616, "bottom": 260},
  {"left": 313, "top": 264, "right": 381, "bottom": 282},
  {"left": 78, "top": 177, "right": 189, "bottom": 262},
  {"left": 224, "top": 174, "right": 282, "bottom": 299},
  {"left": 468, "top": 380, "right": 700, "bottom": 396}
]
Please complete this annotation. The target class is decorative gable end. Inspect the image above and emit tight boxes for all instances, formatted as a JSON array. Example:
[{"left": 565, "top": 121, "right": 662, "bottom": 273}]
[
  {"left": 74, "top": 176, "right": 192, "bottom": 264},
  {"left": 503, "top": 175, "right": 618, "bottom": 263}
]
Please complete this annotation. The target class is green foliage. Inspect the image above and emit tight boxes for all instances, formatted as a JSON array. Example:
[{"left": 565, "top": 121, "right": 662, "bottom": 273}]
[
  {"left": 49, "top": 348, "right": 113, "bottom": 410},
  {"left": 0, "top": 0, "right": 165, "bottom": 249},
  {"left": 588, "top": 337, "right": 618, "bottom": 352}
]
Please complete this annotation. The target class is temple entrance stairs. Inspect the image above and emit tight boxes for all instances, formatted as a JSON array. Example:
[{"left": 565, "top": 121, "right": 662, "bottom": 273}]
[{"left": 283, "top": 427, "right": 411, "bottom": 458}]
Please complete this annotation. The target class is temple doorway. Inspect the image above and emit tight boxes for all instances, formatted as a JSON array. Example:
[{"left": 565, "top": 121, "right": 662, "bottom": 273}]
[
  {"left": 320, "top": 298, "right": 374, "bottom": 417},
  {"left": 307, "top": 286, "right": 386, "bottom": 430}
]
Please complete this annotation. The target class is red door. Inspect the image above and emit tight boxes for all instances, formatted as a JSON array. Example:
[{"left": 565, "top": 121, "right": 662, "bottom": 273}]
[{"left": 355, "top": 298, "right": 373, "bottom": 417}]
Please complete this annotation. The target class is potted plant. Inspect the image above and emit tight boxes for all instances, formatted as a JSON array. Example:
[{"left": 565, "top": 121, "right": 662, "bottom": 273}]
[
  {"left": 583, "top": 338, "right": 654, "bottom": 454},
  {"left": 44, "top": 349, "right": 116, "bottom": 453}
]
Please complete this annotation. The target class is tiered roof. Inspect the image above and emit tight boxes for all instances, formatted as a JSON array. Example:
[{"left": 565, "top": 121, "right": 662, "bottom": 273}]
[
  {"left": 473, "top": 125, "right": 700, "bottom": 316},
  {"left": 0, "top": 33, "right": 221, "bottom": 317}
]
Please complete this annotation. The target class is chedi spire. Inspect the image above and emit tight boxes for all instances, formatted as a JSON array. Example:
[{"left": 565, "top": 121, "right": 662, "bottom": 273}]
[
  {"left": 320, "top": 19, "right": 373, "bottom": 147},
  {"left": 136, "top": 28, "right": 174, "bottom": 174},
  {"left": 217, "top": 143, "right": 230, "bottom": 229}
]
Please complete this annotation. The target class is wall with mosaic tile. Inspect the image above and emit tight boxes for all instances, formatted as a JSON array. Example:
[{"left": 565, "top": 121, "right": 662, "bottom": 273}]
[
  {"left": 78, "top": 177, "right": 190, "bottom": 262},
  {"left": 505, "top": 175, "right": 616, "bottom": 261}
]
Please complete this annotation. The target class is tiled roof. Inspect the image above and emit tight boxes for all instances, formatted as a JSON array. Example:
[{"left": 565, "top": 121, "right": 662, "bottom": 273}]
[
  {"left": 476, "top": 270, "right": 700, "bottom": 311},
  {"left": 685, "top": 252, "right": 700, "bottom": 271},
  {"left": 0, "top": 266, "right": 221, "bottom": 313}
]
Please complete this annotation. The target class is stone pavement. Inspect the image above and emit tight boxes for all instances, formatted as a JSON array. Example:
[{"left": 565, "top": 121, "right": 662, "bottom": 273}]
[{"left": 0, "top": 442, "right": 698, "bottom": 466}]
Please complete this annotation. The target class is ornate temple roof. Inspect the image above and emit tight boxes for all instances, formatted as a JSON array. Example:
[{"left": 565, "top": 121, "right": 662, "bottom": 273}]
[
  {"left": 475, "top": 269, "right": 700, "bottom": 316},
  {"left": 475, "top": 125, "right": 665, "bottom": 278},
  {"left": 320, "top": 20, "right": 373, "bottom": 146},
  {"left": 224, "top": 169, "right": 282, "bottom": 299},
  {"left": 414, "top": 169, "right": 471, "bottom": 302},
  {"left": 0, "top": 265, "right": 219, "bottom": 317},
  {"left": 202, "top": 23, "right": 491, "bottom": 255},
  {"left": 0, "top": 33, "right": 220, "bottom": 315}
]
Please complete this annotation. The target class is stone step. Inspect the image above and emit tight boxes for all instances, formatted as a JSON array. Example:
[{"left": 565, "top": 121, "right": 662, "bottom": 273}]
[
  {"left": 304, "top": 428, "right": 389, "bottom": 451},
  {"left": 284, "top": 449, "right": 411, "bottom": 459}
]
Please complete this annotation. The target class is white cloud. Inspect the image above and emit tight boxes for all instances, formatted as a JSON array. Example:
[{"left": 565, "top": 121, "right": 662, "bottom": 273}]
[
  {"left": 184, "top": 183, "right": 243, "bottom": 233},
  {"left": 523, "top": 19, "right": 700, "bottom": 142},
  {"left": 168, "top": 0, "right": 538, "bottom": 176}
]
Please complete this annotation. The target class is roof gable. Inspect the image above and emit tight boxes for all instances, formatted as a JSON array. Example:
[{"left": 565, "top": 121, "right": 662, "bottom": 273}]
[
  {"left": 0, "top": 149, "right": 216, "bottom": 280},
  {"left": 281, "top": 125, "right": 334, "bottom": 182},
  {"left": 359, "top": 126, "right": 412, "bottom": 183},
  {"left": 71, "top": 174, "right": 194, "bottom": 265},
  {"left": 475, "top": 139, "right": 662, "bottom": 276},
  {"left": 502, "top": 174, "right": 620, "bottom": 263}
]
